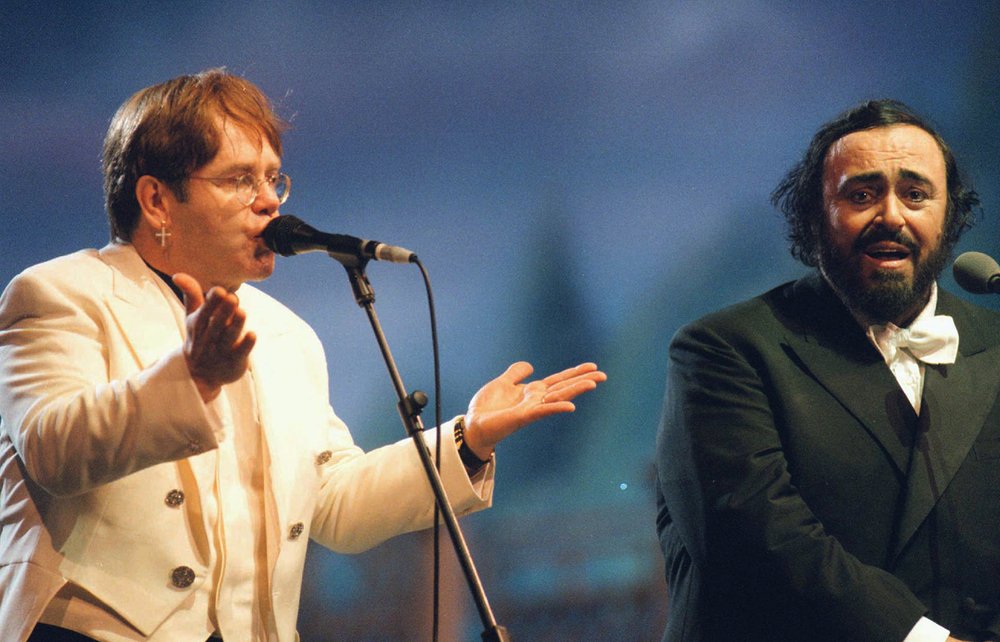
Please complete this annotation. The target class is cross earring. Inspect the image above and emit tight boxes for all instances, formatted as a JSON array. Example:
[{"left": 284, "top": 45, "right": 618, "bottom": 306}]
[{"left": 155, "top": 220, "right": 171, "bottom": 248}]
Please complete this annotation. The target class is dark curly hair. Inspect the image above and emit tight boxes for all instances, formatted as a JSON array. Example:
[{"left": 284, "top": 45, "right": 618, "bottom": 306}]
[{"left": 771, "top": 99, "right": 979, "bottom": 267}]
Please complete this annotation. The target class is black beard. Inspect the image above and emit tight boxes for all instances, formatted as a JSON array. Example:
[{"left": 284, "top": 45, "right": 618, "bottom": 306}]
[{"left": 819, "top": 228, "right": 952, "bottom": 325}]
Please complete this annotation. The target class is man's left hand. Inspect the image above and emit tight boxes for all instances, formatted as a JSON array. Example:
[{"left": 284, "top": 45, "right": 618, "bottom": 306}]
[{"left": 463, "top": 361, "right": 606, "bottom": 461}]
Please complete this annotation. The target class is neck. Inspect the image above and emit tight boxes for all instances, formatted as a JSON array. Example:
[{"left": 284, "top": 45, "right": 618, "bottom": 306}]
[{"left": 132, "top": 236, "right": 221, "bottom": 293}]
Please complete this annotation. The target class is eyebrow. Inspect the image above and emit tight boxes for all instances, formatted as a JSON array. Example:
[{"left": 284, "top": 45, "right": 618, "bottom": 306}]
[
  {"left": 898, "top": 168, "right": 934, "bottom": 186},
  {"left": 840, "top": 171, "right": 883, "bottom": 187},
  {"left": 838, "top": 169, "right": 936, "bottom": 192},
  {"left": 214, "top": 162, "right": 281, "bottom": 176}
]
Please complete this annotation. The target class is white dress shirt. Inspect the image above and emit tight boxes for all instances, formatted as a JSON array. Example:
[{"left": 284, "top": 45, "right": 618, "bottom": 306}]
[{"left": 865, "top": 284, "right": 956, "bottom": 642}]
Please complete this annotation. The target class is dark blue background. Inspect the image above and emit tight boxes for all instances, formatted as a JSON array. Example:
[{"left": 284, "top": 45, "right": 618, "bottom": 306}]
[{"left": 3, "top": 2, "right": 998, "bottom": 639}]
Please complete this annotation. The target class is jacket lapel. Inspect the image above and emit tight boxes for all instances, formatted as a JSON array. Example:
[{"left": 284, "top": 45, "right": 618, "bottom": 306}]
[
  {"left": 891, "top": 291, "right": 1000, "bottom": 559},
  {"left": 776, "top": 275, "right": 917, "bottom": 476},
  {"left": 99, "top": 243, "right": 185, "bottom": 368}
]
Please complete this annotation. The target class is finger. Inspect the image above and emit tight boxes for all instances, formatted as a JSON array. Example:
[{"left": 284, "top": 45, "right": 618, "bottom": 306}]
[
  {"left": 498, "top": 361, "right": 534, "bottom": 385},
  {"left": 219, "top": 306, "right": 249, "bottom": 347},
  {"left": 232, "top": 330, "right": 257, "bottom": 360},
  {"left": 525, "top": 400, "right": 577, "bottom": 421},
  {"left": 544, "top": 370, "right": 607, "bottom": 396},
  {"left": 542, "top": 378, "right": 599, "bottom": 403},
  {"left": 540, "top": 362, "right": 600, "bottom": 386},
  {"left": 173, "top": 273, "right": 204, "bottom": 314},
  {"left": 200, "top": 288, "right": 243, "bottom": 339},
  {"left": 522, "top": 379, "right": 548, "bottom": 403},
  {"left": 189, "top": 287, "right": 227, "bottom": 342},
  {"left": 209, "top": 290, "right": 241, "bottom": 329}
]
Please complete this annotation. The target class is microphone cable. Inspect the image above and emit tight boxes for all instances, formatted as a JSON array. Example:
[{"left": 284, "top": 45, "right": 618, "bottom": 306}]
[{"left": 412, "top": 257, "right": 445, "bottom": 642}]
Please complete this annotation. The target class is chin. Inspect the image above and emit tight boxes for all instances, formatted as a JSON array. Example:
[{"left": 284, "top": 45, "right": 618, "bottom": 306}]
[
  {"left": 247, "top": 254, "right": 276, "bottom": 282},
  {"left": 246, "top": 267, "right": 274, "bottom": 284},
  {"left": 864, "top": 268, "right": 913, "bottom": 291},
  {"left": 820, "top": 234, "right": 951, "bottom": 324}
]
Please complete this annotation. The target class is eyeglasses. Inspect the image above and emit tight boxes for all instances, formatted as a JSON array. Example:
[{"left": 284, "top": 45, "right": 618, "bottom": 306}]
[{"left": 187, "top": 172, "right": 291, "bottom": 206}]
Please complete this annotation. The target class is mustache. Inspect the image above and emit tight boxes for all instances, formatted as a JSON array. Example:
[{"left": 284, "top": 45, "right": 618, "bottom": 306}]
[{"left": 852, "top": 228, "right": 920, "bottom": 255}]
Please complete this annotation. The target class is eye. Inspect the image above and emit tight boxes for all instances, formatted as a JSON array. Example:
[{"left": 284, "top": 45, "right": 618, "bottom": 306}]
[
  {"left": 848, "top": 189, "right": 874, "bottom": 205},
  {"left": 906, "top": 188, "right": 927, "bottom": 202},
  {"left": 234, "top": 174, "right": 256, "bottom": 189}
]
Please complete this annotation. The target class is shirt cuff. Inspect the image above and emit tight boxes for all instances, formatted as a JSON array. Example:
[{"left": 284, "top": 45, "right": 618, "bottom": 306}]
[{"left": 902, "top": 616, "right": 950, "bottom": 642}]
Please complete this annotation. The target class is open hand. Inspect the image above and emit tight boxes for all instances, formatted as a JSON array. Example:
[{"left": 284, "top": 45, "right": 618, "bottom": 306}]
[
  {"left": 173, "top": 273, "right": 256, "bottom": 402},
  {"left": 463, "top": 361, "right": 606, "bottom": 460}
]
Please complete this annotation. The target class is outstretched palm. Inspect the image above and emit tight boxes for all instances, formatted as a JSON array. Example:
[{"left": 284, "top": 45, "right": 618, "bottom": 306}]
[{"left": 463, "top": 361, "right": 606, "bottom": 460}]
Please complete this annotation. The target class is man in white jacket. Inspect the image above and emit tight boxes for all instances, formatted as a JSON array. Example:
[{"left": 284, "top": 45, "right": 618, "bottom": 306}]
[{"left": 0, "top": 68, "right": 605, "bottom": 642}]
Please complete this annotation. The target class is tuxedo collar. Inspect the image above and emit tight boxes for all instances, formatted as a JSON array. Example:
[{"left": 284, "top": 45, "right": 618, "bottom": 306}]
[
  {"left": 780, "top": 272, "right": 993, "bottom": 358},
  {"left": 774, "top": 272, "right": 1000, "bottom": 561}
]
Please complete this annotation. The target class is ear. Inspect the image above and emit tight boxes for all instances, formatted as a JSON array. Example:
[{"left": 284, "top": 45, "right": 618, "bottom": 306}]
[{"left": 135, "top": 175, "right": 173, "bottom": 230}]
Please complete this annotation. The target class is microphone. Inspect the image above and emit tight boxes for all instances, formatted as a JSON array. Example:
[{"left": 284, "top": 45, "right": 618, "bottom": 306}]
[
  {"left": 953, "top": 251, "right": 1000, "bottom": 294},
  {"left": 262, "top": 215, "right": 416, "bottom": 264}
]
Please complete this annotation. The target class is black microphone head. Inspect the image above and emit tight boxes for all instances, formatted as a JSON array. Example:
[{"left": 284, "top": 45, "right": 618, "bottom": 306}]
[
  {"left": 953, "top": 251, "right": 1000, "bottom": 294},
  {"left": 262, "top": 215, "right": 311, "bottom": 256}
]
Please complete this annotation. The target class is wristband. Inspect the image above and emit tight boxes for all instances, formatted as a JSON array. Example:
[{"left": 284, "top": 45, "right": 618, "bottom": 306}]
[{"left": 454, "top": 416, "right": 490, "bottom": 472}]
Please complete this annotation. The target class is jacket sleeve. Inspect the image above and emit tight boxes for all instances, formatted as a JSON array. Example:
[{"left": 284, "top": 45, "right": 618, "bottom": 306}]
[
  {"left": 658, "top": 319, "right": 927, "bottom": 641},
  {"left": 0, "top": 268, "right": 219, "bottom": 497},
  {"left": 302, "top": 340, "right": 494, "bottom": 553},
  {"left": 240, "top": 291, "right": 496, "bottom": 556},
  {"left": 308, "top": 412, "right": 495, "bottom": 554}
]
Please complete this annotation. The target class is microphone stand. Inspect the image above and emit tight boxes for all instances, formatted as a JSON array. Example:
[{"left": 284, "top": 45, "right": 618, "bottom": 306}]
[{"left": 341, "top": 259, "right": 512, "bottom": 642}]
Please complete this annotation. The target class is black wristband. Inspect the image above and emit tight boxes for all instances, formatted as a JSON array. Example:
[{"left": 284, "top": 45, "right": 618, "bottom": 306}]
[{"left": 454, "top": 416, "right": 490, "bottom": 472}]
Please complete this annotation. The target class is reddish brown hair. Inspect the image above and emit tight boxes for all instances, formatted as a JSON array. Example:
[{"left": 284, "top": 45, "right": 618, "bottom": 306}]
[{"left": 102, "top": 68, "right": 287, "bottom": 241}]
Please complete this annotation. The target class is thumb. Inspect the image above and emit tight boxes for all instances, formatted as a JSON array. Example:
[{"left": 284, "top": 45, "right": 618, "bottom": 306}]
[
  {"left": 498, "top": 361, "right": 534, "bottom": 385},
  {"left": 172, "top": 273, "right": 204, "bottom": 314}
]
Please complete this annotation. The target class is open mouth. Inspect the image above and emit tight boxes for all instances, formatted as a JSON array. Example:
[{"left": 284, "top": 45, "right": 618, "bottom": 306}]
[{"left": 863, "top": 242, "right": 912, "bottom": 264}]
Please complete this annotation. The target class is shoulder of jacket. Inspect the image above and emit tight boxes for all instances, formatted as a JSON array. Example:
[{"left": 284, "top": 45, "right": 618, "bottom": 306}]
[{"left": 5, "top": 248, "right": 112, "bottom": 296}]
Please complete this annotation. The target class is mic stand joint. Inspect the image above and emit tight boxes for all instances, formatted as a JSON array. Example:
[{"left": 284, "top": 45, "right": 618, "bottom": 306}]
[{"left": 398, "top": 390, "right": 429, "bottom": 434}]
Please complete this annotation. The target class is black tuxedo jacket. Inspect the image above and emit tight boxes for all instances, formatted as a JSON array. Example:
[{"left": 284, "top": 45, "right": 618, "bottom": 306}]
[{"left": 656, "top": 273, "right": 1000, "bottom": 642}]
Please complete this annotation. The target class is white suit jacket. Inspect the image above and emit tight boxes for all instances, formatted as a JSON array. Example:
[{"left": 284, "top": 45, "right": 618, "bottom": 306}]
[{"left": 0, "top": 243, "right": 494, "bottom": 642}]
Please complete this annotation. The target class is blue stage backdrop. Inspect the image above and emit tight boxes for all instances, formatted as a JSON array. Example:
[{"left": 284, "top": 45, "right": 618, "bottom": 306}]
[{"left": 3, "top": 2, "right": 998, "bottom": 639}]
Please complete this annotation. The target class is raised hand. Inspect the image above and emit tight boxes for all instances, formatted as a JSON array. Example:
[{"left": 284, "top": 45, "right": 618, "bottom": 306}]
[
  {"left": 173, "top": 273, "right": 256, "bottom": 402},
  {"left": 463, "top": 361, "right": 607, "bottom": 460}
]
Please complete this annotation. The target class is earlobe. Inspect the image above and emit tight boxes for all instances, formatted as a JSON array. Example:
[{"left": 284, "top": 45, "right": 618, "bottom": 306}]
[{"left": 135, "top": 175, "right": 170, "bottom": 231}]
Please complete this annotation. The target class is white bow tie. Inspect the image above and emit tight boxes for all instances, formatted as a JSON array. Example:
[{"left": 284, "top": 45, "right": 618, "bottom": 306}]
[{"left": 872, "top": 315, "right": 959, "bottom": 365}]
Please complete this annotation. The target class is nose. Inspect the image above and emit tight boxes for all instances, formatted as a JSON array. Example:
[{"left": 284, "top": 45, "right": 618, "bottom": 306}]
[
  {"left": 876, "top": 194, "right": 906, "bottom": 230},
  {"left": 251, "top": 182, "right": 281, "bottom": 218}
]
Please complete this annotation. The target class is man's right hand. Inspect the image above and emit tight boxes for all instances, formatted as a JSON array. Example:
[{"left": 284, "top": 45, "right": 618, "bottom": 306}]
[{"left": 173, "top": 273, "right": 256, "bottom": 402}]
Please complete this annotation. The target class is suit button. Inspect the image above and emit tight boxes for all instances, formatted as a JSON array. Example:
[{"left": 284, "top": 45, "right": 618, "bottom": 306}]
[
  {"left": 165, "top": 489, "right": 185, "bottom": 507},
  {"left": 316, "top": 450, "right": 333, "bottom": 465},
  {"left": 171, "top": 566, "right": 195, "bottom": 589},
  {"left": 289, "top": 522, "right": 305, "bottom": 540}
]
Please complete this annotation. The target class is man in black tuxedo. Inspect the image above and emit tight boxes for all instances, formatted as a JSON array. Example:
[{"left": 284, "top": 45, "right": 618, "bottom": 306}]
[{"left": 655, "top": 100, "right": 1000, "bottom": 642}]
